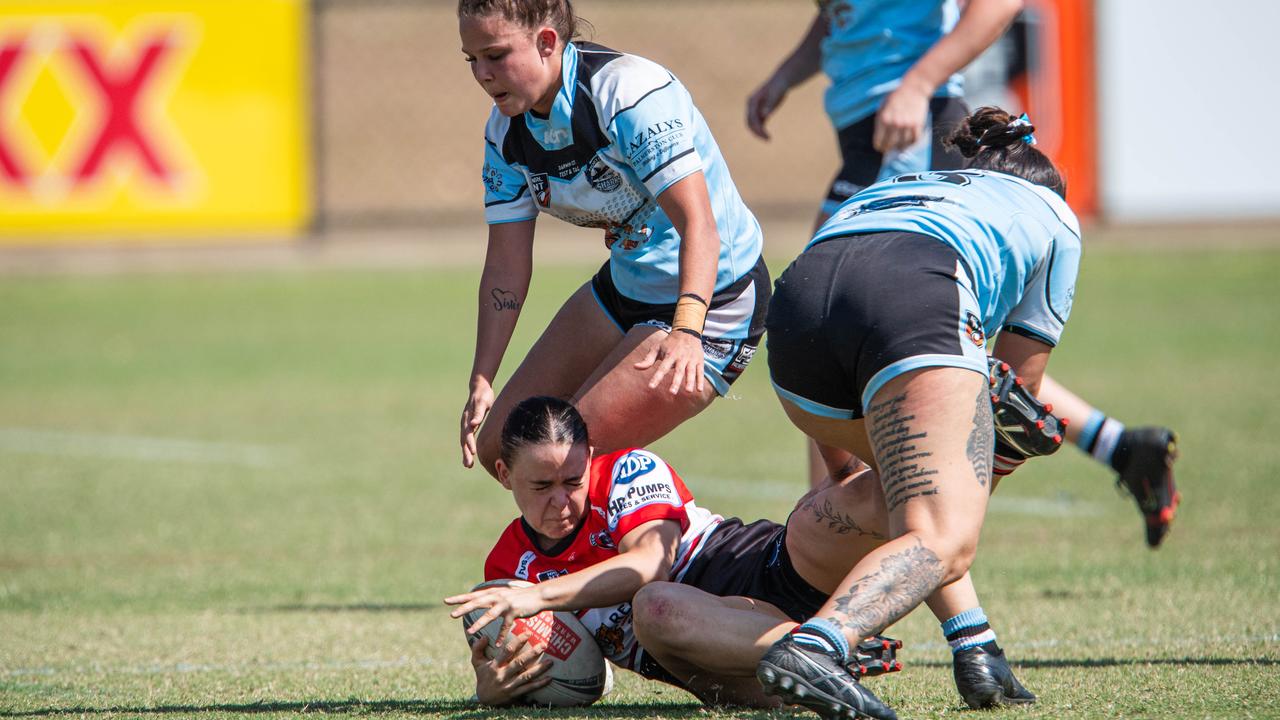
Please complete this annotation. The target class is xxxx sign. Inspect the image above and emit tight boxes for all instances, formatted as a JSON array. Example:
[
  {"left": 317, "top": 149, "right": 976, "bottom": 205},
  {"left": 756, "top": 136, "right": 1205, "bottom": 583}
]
[{"left": 0, "top": 1, "right": 310, "bottom": 241}]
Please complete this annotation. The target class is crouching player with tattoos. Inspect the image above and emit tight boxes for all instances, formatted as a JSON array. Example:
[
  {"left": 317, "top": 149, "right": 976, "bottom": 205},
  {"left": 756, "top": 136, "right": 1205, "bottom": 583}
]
[
  {"left": 446, "top": 395, "right": 916, "bottom": 708},
  {"left": 761, "top": 107, "right": 1080, "bottom": 719}
]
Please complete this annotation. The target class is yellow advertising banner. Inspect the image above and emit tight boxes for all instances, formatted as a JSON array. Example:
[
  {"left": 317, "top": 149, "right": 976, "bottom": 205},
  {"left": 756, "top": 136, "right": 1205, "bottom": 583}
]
[{"left": 0, "top": 0, "right": 310, "bottom": 241}]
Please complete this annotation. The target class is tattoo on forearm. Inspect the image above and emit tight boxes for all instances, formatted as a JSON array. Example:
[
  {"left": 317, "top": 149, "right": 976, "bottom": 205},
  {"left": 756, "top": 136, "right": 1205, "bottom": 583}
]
[
  {"left": 830, "top": 541, "right": 943, "bottom": 638},
  {"left": 490, "top": 288, "right": 521, "bottom": 311},
  {"left": 806, "top": 497, "right": 886, "bottom": 539},
  {"left": 967, "top": 385, "right": 994, "bottom": 487},
  {"left": 867, "top": 393, "right": 938, "bottom": 512}
]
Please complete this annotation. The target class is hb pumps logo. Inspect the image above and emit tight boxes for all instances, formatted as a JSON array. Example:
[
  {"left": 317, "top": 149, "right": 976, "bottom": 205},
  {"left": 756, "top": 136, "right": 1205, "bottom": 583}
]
[{"left": 0, "top": 16, "right": 197, "bottom": 200}]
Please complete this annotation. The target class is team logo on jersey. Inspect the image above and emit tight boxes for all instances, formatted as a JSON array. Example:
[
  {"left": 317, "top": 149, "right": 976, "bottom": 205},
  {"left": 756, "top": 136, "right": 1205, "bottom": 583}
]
[
  {"left": 585, "top": 156, "right": 622, "bottom": 193},
  {"left": 529, "top": 172, "right": 551, "bottom": 207},
  {"left": 728, "top": 344, "right": 756, "bottom": 375},
  {"left": 515, "top": 551, "right": 537, "bottom": 580},
  {"left": 594, "top": 623, "right": 626, "bottom": 658},
  {"left": 612, "top": 452, "right": 658, "bottom": 485},
  {"left": 482, "top": 162, "right": 504, "bottom": 194},
  {"left": 701, "top": 337, "right": 734, "bottom": 360},
  {"left": 965, "top": 312, "right": 986, "bottom": 347},
  {"left": 536, "top": 568, "right": 567, "bottom": 582},
  {"left": 589, "top": 530, "right": 616, "bottom": 550}
]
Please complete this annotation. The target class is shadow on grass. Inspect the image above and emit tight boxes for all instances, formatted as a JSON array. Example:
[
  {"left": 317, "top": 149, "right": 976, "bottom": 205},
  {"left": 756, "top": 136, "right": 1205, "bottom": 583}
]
[
  {"left": 918, "top": 657, "right": 1280, "bottom": 669},
  {"left": 236, "top": 603, "right": 448, "bottom": 614},
  {"left": 0, "top": 699, "right": 724, "bottom": 718}
]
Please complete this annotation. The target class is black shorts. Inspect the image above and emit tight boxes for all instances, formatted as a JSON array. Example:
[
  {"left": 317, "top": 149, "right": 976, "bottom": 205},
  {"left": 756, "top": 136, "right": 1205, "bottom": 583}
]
[
  {"left": 766, "top": 231, "right": 989, "bottom": 420},
  {"left": 822, "top": 96, "right": 969, "bottom": 215},
  {"left": 634, "top": 518, "right": 828, "bottom": 685},
  {"left": 590, "top": 256, "right": 771, "bottom": 394}
]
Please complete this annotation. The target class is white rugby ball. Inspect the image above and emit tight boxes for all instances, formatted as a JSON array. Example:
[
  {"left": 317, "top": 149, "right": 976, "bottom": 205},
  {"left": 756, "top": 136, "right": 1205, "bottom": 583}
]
[{"left": 462, "top": 579, "right": 611, "bottom": 707}]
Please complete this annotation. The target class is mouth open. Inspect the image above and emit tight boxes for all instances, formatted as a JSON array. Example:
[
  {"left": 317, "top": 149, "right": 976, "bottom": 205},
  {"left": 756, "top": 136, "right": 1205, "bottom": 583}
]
[{"left": 492, "top": 91, "right": 510, "bottom": 102}]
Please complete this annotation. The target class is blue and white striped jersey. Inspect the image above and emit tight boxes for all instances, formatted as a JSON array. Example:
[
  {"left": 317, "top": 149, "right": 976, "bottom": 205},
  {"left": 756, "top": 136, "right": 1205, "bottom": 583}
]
[
  {"left": 812, "top": 170, "right": 1081, "bottom": 346},
  {"left": 817, "top": 0, "right": 965, "bottom": 130},
  {"left": 481, "top": 42, "right": 763, "bottom": 304}
]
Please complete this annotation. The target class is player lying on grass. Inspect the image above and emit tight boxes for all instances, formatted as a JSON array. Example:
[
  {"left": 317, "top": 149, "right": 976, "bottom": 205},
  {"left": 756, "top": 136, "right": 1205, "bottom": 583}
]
[{"left": 445, "top": 395, "right": 992, "bottom": 708}]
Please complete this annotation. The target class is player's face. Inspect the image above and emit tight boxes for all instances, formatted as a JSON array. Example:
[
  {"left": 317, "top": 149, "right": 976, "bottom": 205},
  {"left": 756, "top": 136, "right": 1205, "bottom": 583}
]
[
  {"left": 501, "top": 442, "right": 591, "bottom": 543},
  {"left": 460, "top": 14, "right": 561, "bottom": 117}
]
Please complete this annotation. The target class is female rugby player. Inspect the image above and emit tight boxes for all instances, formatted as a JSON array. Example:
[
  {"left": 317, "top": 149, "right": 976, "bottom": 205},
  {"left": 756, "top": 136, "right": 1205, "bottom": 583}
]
[
  {"left": 458, "top": 0, "right": 767, "bottom": 479},
  {"left": 746, "top": 0, "right": 1179, "bottom": 547},
  {"left": 445, "top": 396, "right": 908, "bottom": 711},
  {"left": 756, "top": 107, "right": 1080, "bottom": 720}
]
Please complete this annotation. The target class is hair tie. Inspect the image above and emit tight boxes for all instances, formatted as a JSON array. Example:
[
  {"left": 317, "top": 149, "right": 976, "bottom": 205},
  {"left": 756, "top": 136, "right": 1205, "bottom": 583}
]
[{"left": 1009, "top": 113, "right": 1037, "bottom": 145}]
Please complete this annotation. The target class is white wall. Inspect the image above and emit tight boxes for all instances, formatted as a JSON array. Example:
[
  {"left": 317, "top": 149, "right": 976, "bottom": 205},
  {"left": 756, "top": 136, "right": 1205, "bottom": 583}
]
[{"left": 1097, "top": 0, "right": 1280, "bottom": 220}]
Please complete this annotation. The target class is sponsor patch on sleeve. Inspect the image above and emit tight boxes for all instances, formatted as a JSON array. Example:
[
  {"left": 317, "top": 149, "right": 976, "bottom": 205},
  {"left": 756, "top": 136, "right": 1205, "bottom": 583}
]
[{"left": 606, "top": 450, "right": 683, "bottom": 531}]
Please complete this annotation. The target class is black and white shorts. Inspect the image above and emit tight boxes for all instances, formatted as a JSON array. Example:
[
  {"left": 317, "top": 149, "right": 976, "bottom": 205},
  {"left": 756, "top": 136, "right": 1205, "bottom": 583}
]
[
  {"left": 591, "top": 256, "right": 771, "bottom": 395},
  {"left": 767, "top": 231, "right": 988, "bottom": 420},
  {"left": 821, "top": 96, "right": 969, "bottom": 216},
  {"left": 634, "top": 518, "right": 828, "bottom": 685}
]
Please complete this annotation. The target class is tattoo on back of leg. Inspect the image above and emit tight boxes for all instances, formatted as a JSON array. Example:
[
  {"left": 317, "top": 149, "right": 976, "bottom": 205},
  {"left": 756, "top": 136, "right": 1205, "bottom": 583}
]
[
  {"left": 830, "top": 541, "right": 943, "bottom": 638},
  {"left": 968, "top": 386, "right": 994, "bottom": 487},
  {"left": 867, "top": 393, "right": 939, "bottom": 513}
]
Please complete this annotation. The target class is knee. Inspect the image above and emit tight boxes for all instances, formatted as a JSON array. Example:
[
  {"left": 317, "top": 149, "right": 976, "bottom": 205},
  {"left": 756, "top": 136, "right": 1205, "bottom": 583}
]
[
  {"left": 909, "top": 530, "right": 978, "bottom": 585},
  {"left": 632, "top": 583, "right": 689, "bottom": 651},
  {"left": 475, "top": 422, "right": 501, "bottom": 478}
]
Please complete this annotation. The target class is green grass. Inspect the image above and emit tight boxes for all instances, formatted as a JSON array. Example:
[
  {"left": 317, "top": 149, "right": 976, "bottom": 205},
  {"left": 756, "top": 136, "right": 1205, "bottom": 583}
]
[{"left": 2, "top": 246, "right": 1279, "bottom": 719}]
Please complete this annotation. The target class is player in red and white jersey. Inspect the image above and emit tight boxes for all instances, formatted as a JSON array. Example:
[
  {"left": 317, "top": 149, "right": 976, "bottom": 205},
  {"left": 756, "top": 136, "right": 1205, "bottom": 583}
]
[
  {"left": 481, "top": 444, "right": 722, "bottom": 670},
  {"left": 446, "top": 396, "right": 904, "bottom": 708}
]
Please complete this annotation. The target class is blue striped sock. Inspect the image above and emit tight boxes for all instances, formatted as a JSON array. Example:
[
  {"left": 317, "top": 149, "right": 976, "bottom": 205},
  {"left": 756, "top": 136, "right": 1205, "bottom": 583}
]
[
  {"left": 1077, "top": 409, "right": 1107, "bottom": 452},
  {"left": 791, "top": 617, "right": 850, "bottom": 662},
  {"left": 942, "top": 607, "right": 998, "bottom": 654}
]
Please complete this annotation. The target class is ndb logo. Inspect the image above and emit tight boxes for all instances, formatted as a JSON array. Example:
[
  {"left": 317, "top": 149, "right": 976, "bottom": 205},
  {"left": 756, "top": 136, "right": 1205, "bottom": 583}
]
[
  {"left": 586, "top": 156, "right": 622, "bottom": 192},
  {"left": 529, "top": 172, "right": 551, "bottom": 207},
  {"left": 612, "top": 451, "right": 657, "bottom": 485}
]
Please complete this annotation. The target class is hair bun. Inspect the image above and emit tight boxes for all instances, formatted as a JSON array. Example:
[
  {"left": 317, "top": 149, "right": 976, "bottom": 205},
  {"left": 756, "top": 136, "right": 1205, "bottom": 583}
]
[{"left": 977, "top": 117, "right": 1036, "bottom": 149}]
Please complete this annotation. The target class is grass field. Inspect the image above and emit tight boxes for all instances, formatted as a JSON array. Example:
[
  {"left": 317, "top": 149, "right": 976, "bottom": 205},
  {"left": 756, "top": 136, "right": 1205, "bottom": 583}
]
[{"left": 2, "top": 243, "right": 1279, "bottom": 719}]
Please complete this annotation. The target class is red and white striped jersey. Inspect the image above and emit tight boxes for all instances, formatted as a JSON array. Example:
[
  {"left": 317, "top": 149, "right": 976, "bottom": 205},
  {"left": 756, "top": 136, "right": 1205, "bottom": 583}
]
[{"left": 484, "top": 447, "right": 721, "bottom": 669}]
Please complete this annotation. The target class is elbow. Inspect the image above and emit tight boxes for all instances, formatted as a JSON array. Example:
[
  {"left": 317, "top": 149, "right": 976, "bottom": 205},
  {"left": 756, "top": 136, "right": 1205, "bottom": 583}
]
[{"left": 637, "top": 550, "right": 676, "bottom": 587}]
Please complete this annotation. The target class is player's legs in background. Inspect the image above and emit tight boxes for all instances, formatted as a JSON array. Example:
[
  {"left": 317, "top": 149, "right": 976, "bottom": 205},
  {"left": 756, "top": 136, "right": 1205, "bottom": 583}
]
[
  {"left": 632, "top": 582, "right": 793, "bottom": 707},
  {"left": 473, "top": 283, "right": 622, "bottom": 477},
  {"left": 1038, "top": 375, "right": 1181, "bottom": 547}
]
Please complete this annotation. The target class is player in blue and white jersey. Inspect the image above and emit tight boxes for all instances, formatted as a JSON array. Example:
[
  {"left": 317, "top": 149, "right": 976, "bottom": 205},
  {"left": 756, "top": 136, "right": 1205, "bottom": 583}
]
[
  {"left": 747, "top": 0, "right": 1021, "bottom": 224},
  {"left": 457, "top": 0, "right": 768, "bottom": 478},
  {"left": 756, "top": 108, "right": 1074, "bottom": 720},
  {"left": 747, "top": 0, "right": 1180, "bottom": 550}
]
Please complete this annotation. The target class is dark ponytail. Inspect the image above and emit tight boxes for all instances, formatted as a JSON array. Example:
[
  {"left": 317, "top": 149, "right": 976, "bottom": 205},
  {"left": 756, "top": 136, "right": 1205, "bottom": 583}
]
[
  {"left": 946, "top": 106, "right": 1066, "bottom": 199},
  {"left": 499, "top": 396, "right": 590, "bottom": 466}
]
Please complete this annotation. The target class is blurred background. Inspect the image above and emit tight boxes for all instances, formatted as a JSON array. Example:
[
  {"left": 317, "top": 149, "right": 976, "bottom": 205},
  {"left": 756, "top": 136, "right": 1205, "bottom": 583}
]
[{"left": 2, "top": 0, "right": 1278, "bottom": 253}]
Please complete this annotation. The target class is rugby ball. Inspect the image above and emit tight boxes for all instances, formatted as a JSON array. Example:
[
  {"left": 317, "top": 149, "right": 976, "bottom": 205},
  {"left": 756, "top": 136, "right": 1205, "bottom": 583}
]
[{"left": 461, "top": 579, "right": 611, "bottom": 706}]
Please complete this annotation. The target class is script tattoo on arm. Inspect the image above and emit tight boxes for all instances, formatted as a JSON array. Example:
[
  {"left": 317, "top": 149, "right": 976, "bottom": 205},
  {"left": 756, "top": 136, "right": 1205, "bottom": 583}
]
[
  {"left": 867, "top": 393, "right": 939, "bottom": 513},
  {"left": 967, "top": 385, "right": 994, "bottom": 487},
  {"left": 490, "top": 288, "right": 521, "bottom": 311},
  {"left": 801, "top": 497, "right": 886, "bottom": 539},
  {"left": 830, "top": 541, "right": 943, "bottom": 638}
]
